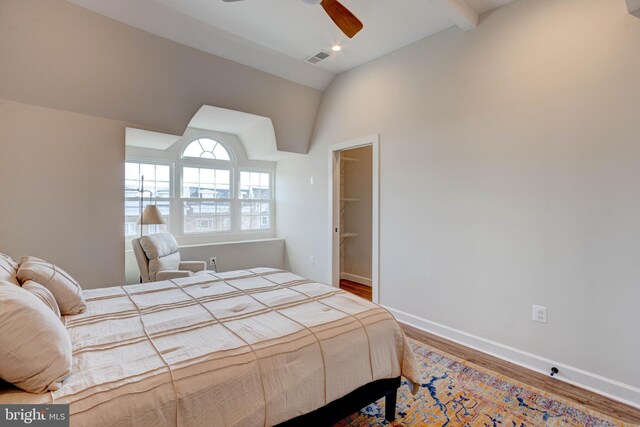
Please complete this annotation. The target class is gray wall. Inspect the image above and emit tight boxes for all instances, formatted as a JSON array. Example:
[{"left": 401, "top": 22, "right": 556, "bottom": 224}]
[
  {"left": 0, "top": 100, "right": 126, "bottom": 289},
  {"left": 276, "top": 0, "right": 640, "bottom": 394},
  {"left": 0, "top": 0, "right": 322, "bottom": 154}
]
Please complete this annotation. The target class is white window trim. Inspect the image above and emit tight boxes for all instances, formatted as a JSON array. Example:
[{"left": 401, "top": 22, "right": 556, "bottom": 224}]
[
  {"left": 124, "top": 159, "right": 175, "bottom": 238},
  {"left": 125, "top": 136, "right": 275, "bottom": 245},
  {"left": 180, "top": 163, "right": 234, "bottom": 234},
  {"left": 237, "top": 167, "right": 275, "bottom": 232}
]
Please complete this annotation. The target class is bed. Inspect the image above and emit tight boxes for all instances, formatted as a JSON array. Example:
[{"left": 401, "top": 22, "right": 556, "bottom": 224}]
[{"left": 0, "top": 268, "right": 420, "bottom": 426}]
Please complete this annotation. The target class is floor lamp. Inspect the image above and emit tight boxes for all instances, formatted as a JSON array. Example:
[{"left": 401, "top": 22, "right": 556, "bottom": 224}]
[{"left": 137, "top": 175, "right": 166, "bottom": 238}]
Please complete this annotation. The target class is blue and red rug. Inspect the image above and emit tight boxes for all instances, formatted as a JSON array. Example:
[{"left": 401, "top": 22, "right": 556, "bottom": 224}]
[{"left": 336, "top": 339, "right": 631, "bottom": 426}]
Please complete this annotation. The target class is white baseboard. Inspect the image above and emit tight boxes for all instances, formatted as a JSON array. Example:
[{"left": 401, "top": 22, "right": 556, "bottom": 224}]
[
  {"left": 340, "top": 272, "right": 372, "bottom": 287},
  {"left": 385, "top": 306, "right": 640, "bottom": 409}
]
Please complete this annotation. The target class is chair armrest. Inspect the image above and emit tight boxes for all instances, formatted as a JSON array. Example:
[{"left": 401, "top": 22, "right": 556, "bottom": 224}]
[
  {"left": 156, "top": 270, "right": 192, "bottom": 281},
  {"left": 179, "top": 261, "right": 207, "bottom": 273}
]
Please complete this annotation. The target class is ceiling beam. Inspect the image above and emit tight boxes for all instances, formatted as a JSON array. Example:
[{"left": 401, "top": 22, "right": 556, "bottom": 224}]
[
  {"left": 428, "top": 0, "right": 479, "bottom": 31},
  {"left": 627, "top": 0, "right": 640, "bottom": 14}
]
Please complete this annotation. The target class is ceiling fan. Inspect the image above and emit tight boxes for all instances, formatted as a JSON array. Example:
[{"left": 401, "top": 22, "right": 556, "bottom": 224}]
[{"left": 221, "top": 0, "right": 364, "bottom": 39}]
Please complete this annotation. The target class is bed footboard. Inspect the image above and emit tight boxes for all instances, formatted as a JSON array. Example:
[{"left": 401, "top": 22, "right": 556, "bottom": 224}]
[{"left": 276, "top": 376, "right": 402, "bottom": 427}]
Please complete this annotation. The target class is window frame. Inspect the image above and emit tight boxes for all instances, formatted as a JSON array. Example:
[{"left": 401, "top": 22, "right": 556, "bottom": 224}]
[
  {"left": 124, "top": 159, "right": 174, "bottom": 238},
  {"left": 237, "top": 168, "right": 274, "bottom": 232},
  {"left": 180, "top": 164, "right": 234, "bottom": 235},
  {"left": 182, "top": 137, "right": 233, "bottom": 161},
  {"left": 125, "top": 136, "right": 275, "bottom": 243}
]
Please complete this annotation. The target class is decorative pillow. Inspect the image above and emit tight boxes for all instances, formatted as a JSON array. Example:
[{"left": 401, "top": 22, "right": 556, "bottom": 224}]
[
  {"left": 17, "top": 256, "right": 86, "bottom": 315},
  {"left": 0, "top": 281, "right": 72, "bottom": 393},
  {"left": 0, "top": 253, "right": 20, "bottom": 286},
  {"left": 22, "top": 280, "right": 61, "bottom": 319}
]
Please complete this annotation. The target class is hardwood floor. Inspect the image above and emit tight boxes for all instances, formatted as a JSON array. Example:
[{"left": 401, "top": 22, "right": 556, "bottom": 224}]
[
  {"left": 340, "top": 279, "right": 372, "bottom": 300},
  {"left": 400, "top": 323, "right": 640, "bottom": 424}
]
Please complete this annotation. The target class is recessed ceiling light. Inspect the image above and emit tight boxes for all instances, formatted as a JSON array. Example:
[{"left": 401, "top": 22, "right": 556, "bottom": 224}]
[{"left": 331, "top": 45, "right": 342, "bottom": 52}]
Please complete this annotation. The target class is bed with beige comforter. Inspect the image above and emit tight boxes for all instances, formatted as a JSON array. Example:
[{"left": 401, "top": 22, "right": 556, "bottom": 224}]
[{"left": 0, "top": 268, "right": 420, "bottom": 426}]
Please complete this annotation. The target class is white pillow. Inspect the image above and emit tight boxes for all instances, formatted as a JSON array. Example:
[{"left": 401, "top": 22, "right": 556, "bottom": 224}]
[
  {"left": 0, "top": 281, "right": 72, "bottom": 393},
  {"left": 17, "top": 256, "right": 86, "bottom": 315},
  {"left": 22, "top": 280, "right": 61, "bottom": 319},
  {"left": 0, "top": 253, "right": 19, "bottom": 286}
]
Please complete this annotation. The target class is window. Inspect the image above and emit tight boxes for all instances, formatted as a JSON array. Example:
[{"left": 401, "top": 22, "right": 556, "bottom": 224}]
[
  {"left": 125, "top": 136, "right": 273, "bottom": 240},
  {"left": 124, "top": 162, "right": 171, "bottom": 237},
  {"left": 240, "top": 171, "right": 271, "bottom": 230},
  {"left": 182, "top": 167, "right": 231, "bottom": 233},
  {"left": 183, "top": 138, "right": 230, "bottom": 160}
]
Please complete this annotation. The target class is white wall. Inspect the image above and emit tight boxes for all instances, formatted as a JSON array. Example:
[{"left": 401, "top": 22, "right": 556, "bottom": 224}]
[
  {"left": 125, "top": 238, "right": 285, "bottom": 284},
  {"left": 0, "top": 100, "right": 125, "bottom": 289},
  {"left": 340, "top": 146, "right": 373, "bottom": 284},
  {"left": 276, "top": 0, "right": 640, "bottom": 403}
]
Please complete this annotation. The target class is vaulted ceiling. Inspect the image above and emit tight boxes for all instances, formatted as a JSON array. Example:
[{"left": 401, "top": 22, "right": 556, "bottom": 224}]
[{"left": 67, "top": 0, "right": 514, "bottom": 90}]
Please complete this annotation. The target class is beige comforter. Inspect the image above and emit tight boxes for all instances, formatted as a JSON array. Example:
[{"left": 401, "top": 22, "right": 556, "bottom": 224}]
[{"left": 0, "top": 268, "right": 420, "bottom": 426}]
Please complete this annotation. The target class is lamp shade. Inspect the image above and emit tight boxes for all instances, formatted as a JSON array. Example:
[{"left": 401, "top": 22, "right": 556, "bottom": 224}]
[{"left": 137, "top": 205, "right": 166, "bottom": 225}]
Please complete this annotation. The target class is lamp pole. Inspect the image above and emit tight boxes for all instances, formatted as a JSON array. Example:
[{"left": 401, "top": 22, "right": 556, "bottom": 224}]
[
  {"left": 139, "top": 176, "right": 144, "bottom": 239},
  {"left": 137, "top": 175, "right": 154, "bottom": 239}
]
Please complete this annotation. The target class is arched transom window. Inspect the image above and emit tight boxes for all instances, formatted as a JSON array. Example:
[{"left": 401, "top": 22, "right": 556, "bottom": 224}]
[{"left": 183, "top": 138, "right": 231, "bottom": 160}]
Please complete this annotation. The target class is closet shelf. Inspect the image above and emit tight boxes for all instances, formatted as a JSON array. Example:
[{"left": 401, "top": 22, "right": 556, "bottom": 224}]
[
  {"left": 340, "top": 198, "right": 361, "bottom": 202},
  {"left": 340, "top": 232, "right": 359, "bottom": 238},
  {"left": 341, "top": 157, "right": 360, "bottom": 162}
]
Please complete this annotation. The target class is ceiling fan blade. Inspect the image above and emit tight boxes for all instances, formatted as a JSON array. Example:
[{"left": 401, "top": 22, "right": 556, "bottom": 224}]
[{"left": 320, "top": 0, "right": 363, "bottom": 38}]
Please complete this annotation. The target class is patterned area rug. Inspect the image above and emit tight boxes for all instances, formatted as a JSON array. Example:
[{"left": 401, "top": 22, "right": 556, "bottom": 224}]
[{"left": 336, "top": 339, "right": 632, "bottom": 427}]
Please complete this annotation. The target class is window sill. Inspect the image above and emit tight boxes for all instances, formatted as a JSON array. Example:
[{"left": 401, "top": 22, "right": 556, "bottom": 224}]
[
  {"left": 178, "top": 237, "right": 284, "bottom": 249},
  {"left": 124, "top": 237, "right": 284, "bottom": 253}
]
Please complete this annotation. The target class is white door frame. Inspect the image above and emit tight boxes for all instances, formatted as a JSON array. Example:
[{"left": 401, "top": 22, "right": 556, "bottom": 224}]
[{"left": 328, "top": 135, "right": 380, "bottom": 303}]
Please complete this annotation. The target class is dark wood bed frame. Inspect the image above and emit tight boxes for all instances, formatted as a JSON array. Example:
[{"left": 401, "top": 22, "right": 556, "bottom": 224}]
[{"left": 275, "top": 377, "right": 401, "bottom": 427}]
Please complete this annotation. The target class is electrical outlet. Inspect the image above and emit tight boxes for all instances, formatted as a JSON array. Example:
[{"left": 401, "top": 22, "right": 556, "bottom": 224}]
[
  {"left": 532, "top": 305, "right": 548, "bottom": 323},
  {"left": 208, "top": 257, "right": 217, "bottom": 272},
  {"left": 309, "top": 255, "right": 315, "bottom": 265}
]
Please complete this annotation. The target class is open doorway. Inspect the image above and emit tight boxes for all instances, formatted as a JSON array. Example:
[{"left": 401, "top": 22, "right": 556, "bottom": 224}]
[
  {"left": 328, "top": 135, "right": 379, "bottom": 303},
  {"left": 339, "top": 146, "right": 373, "bottom": 300}
]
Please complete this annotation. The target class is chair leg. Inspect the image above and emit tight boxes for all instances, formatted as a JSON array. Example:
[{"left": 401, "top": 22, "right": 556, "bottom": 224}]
[{"left": 385, "top": 390, "right": 397, "bottom": 422}]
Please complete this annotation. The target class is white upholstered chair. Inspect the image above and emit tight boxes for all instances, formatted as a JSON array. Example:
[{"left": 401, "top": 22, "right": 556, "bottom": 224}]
[{"left": 132, "top": 233, "right": 207, "bottom": 283}]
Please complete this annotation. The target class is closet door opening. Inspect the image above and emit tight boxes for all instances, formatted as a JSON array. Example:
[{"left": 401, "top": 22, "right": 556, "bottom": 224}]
[
  {"left": 328, "top": 136, "right": 379, "bottom": 303},
  {"left": 338, "top": 146, "right": 373, "bottom": 300}
]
